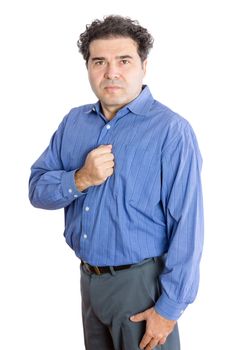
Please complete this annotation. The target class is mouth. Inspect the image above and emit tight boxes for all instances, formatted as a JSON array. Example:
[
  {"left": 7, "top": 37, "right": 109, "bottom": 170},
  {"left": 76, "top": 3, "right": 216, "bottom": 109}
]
[{"left": 104, "top": 86, "right": 122, "bottom": 92}]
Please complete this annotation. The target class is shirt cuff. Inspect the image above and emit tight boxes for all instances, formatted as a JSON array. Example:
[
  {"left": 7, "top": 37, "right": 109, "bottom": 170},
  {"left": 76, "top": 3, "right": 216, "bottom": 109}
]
[
  {"left": 154, "top": 293, "right": 188, "bottom": 321},
  {"left": 61, "top": 169, "right": 88, "bottom": 199}
]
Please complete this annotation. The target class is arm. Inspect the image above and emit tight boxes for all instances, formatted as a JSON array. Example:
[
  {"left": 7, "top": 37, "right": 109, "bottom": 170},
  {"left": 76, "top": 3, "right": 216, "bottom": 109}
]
[
  {"left": 155, "top": 121, "right": 204, "bottom": 320},
  {"left": 29, "top": 116, "right": 114, "bottom": 210},
  {"left": 130, "top": 119, "right": 203, "bottom": 349},
  {"left": 131, "top": 120, "right": 204, "bottom": 348},
  {"left": 29, "top": 117, "right": 87, "bottom": 210}
]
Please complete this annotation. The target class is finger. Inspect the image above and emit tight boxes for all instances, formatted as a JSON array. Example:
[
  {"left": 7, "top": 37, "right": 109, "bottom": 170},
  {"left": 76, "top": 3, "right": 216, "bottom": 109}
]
[
  {"left": 98, "top": 144, "right": 112, "bottom": 148},
  {"left": 91, "top": 145, "right": 112, "bottom": 156},
  {"left": 105, "top": 168, "right": 114, "bottom": 177},
  {"left": 101, "top": 153, "right": 114, "bottom": 162},
  {"left": 145, "top": 338, "right": 159, "bottom": 350},
  {"left": 139, "top": 333, "right": 152, "bottom": 349},
  {"left": 130, "top": 312, "right": 145, "bottom": 322},
  {"left": 95, "top": 153, "right": 114, "bottom": 165},
  {"left": 97, "top": 144, "right": 112, "bottom": 152},
  {"left": 104, "top": 160, "right": 114, "bottom": 168},
  {"left": 158, "top": 336, "right": 167, "bottom": 345}
]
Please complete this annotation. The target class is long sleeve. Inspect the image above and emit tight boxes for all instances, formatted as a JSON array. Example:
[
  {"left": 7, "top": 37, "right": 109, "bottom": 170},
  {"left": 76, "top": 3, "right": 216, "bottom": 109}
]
[
  {"left": 29, "top": 117, "right": 86, "bottom": 210},
  {"left": 155, "top": 121, "right": 204, "bottom": 320}
]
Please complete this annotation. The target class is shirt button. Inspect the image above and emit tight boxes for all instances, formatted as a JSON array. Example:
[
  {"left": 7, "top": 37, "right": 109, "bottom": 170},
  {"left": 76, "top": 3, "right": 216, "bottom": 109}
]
[
  {"left": 68, "top": 188, "right": 73, "bottom": 193},
  {"left": 74, "top": 194, "right": 78, "bottom": 198},
  {"left": 83, "top": 234, "right": 88, "bottom": 239},
  {"left": 85, "top": 206, "right": 90, "bottom": 211},
  {"left": 106, "top": 124, "right": 111, "bottom": 130}
]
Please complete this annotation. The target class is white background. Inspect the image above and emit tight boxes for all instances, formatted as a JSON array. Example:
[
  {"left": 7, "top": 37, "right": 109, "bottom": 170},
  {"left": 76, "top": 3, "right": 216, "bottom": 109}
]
[{"left": 1, "top": 0, "right": 232, "bottom": 349}]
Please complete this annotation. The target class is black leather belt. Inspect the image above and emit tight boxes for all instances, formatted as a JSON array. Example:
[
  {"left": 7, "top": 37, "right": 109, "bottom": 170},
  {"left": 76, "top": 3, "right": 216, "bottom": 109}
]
[{"left": 81, "top": 260, "right": 133, "bottom": 275}]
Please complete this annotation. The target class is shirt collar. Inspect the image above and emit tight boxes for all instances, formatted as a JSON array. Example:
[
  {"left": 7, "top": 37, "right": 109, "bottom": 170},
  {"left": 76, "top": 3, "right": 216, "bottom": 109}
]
[
  {"left": 126, "top": 85, "right": 154, "bottom": 116},
  {"left": 91, "top": 85, "right": 154, "bottom": 117}
]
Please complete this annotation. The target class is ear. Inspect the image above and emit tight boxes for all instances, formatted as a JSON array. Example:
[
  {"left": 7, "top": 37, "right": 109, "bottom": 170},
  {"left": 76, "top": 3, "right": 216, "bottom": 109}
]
[{"left": 142, "top": 59, "right": 147, "bottom": 76}]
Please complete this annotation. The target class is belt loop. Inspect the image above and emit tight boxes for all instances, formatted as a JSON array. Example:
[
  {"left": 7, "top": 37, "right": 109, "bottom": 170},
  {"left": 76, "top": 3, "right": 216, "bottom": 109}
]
[
  {"left": 83, "top": 262, "right": 91, "bottom": 274},
  {"left": 93, "top": 266, "right": 101, "bottom": 275},
  {"left": 109, "top": 266, "right": 116, "bottom": 276}
]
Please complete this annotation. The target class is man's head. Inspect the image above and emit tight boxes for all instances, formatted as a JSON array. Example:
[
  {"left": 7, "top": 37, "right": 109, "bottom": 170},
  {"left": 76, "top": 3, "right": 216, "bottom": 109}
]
[
  {"left": 77, "top": 15, "right": 154, "bottom": 64},
  {"left": 77, "top": 16, "right": 154, "bottom": 119}
]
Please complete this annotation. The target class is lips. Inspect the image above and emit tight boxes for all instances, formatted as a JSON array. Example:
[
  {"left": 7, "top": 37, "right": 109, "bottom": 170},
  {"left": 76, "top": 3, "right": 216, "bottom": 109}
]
[
  {"left": 104, "top": 85, "right": 122, "bottom": 91},
  {"left": 104, "top": 85, "right": 121, "bottom": 88}
]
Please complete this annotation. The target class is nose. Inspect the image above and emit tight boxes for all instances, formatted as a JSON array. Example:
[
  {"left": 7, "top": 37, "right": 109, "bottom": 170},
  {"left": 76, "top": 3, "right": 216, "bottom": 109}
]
[{"left": 104, "top": 62, "right": 120, "bottom": 80}]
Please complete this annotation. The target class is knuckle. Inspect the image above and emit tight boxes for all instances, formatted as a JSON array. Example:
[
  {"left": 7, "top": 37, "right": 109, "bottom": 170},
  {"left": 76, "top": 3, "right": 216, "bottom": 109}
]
[
  {"left": 146, "top": 330, "right": 154, "bottom": 338},
  {"left": 92, "top": 157, "right": 98, "bottom": 165},
  {"left": 89, "top": 149, "right": 96, "bottom": 156},
  {"left": 145, "top": 345, "right": 153, "bottom": 350}
]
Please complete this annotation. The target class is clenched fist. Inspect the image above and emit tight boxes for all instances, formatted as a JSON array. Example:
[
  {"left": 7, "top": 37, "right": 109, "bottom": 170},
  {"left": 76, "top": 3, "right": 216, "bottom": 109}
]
[{"left": 75, "top": 144, "right": 114, "bottom": 192}]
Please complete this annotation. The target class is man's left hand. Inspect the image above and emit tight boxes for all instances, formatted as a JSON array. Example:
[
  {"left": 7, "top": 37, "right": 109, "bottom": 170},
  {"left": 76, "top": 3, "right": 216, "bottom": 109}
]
[{"left": 130, "top": 307, "right": 176, "bottom": 349}]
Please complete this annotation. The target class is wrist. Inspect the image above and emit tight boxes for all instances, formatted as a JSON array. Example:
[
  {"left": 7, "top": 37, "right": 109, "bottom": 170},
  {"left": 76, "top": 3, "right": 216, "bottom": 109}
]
[{"left": 75, "top": 168, "right": 91, "bottom": 192}]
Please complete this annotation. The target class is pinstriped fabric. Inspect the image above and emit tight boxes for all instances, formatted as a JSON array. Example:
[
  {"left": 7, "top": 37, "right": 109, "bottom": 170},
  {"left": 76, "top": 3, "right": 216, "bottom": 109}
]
[{"left": 29, "top": 85, "right": 204, "bottom": 319}]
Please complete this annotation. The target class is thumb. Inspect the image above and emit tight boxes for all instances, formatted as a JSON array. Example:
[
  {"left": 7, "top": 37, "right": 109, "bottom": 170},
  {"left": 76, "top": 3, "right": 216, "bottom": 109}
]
[{"left": 130, "top": 311, "right": 146, "bottom": 322}]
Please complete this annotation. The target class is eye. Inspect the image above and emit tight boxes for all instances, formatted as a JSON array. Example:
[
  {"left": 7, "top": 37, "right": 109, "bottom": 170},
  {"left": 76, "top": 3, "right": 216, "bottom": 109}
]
[
  {"left": 94, "top": 60, "right": 105, "bottom": 66},
  {"left": 121, "top": 59, "right": 130, "bottom": 65}
]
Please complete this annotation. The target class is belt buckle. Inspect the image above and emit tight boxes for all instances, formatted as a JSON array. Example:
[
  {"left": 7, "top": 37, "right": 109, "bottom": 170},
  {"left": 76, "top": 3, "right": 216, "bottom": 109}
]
[{"left": 93, "top": 266, "right": 101, "bottom": 275}]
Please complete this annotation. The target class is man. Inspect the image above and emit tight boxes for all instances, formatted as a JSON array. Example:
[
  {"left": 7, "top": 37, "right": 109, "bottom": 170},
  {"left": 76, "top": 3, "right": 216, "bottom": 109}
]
[{"left": 29, "top": 15, "right": 204, "bottom": 350}]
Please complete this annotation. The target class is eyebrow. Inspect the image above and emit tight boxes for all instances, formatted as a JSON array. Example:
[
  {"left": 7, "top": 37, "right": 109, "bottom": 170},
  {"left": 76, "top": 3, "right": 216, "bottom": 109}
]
[
  {"left": 117, "top": 55, "right": 133, "bottom": 60},
  {"left": 91, "top": 55, "right": 133, "bottom": 61}
]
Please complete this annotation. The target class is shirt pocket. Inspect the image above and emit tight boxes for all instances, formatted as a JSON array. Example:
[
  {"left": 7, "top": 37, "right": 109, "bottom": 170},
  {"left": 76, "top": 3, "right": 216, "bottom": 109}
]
[{"left": 114, "top": 144, "right": 162, "bottom": 211}]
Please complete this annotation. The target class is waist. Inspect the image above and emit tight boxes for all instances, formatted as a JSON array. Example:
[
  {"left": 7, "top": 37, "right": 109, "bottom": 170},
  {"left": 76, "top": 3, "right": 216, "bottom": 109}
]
[{"left": 81, "top": 257, "right": 162, "bottom": 275}]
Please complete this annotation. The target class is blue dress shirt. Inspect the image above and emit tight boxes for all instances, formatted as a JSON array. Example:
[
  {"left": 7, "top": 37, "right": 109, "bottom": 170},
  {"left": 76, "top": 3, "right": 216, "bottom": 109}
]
[{"left": 29, "top": 85, "right": 204, "bottom": 320}]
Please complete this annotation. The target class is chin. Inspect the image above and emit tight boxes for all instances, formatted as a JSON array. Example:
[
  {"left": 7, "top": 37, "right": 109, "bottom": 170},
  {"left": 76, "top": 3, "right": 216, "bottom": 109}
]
[
  {"left": 104, "top": 94, "right": 128, "bottom": 103},
  {"left": 105, "top": 98, "right": 127, "bottom": 106}
]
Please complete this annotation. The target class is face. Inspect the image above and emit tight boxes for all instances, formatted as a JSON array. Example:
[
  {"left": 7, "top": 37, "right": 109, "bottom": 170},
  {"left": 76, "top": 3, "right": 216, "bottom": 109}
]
[{"left": 87, "top": 37, "right": 147, "bottom": 118}]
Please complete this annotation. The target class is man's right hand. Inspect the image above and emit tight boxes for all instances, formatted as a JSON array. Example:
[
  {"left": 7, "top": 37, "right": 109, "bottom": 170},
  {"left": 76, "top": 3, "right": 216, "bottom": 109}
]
[{"left": 74, "top": 144, "right": 114, "bottom": 192}]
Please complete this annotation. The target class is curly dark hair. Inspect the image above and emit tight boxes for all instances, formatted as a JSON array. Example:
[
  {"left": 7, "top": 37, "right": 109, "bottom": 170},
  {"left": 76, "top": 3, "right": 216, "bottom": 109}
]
[{"left": 77, "top": 15, "right": 154, "bottom": 63}]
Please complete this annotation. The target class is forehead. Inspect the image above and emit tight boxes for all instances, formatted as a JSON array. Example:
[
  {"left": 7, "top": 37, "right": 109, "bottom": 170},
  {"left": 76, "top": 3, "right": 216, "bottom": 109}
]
[{"left": 89, "top": 37, "right": 139, "bottom": 57}]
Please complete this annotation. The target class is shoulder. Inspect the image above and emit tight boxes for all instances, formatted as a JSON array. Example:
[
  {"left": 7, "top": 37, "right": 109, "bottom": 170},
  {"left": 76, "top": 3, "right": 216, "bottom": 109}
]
[
  {"left": 58, "top": 103, "right": 95, "bottom": 130},
  {"left": 151, "top": 101, "right": 202, "bottom": 163},
  {"left": 65, "top": 103, "right": 94, "bottom": 120},
  {"left": 151, "top": 100, "right": 188, "bottom": 128},
  {"left": 149, "top": 100, "right": 193, "bottom": 146}
]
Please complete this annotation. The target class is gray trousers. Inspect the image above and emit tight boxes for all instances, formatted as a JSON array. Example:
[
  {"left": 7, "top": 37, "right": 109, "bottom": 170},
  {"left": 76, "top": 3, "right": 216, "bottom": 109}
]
[{"left": 80, "top": 257, "right": 180, "bottom": 350}]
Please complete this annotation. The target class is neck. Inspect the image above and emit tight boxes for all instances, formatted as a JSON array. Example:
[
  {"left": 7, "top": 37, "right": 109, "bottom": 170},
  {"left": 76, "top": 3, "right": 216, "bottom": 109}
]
[{"left": 100, "top": 104, "right": 123, "bottom": 120}]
